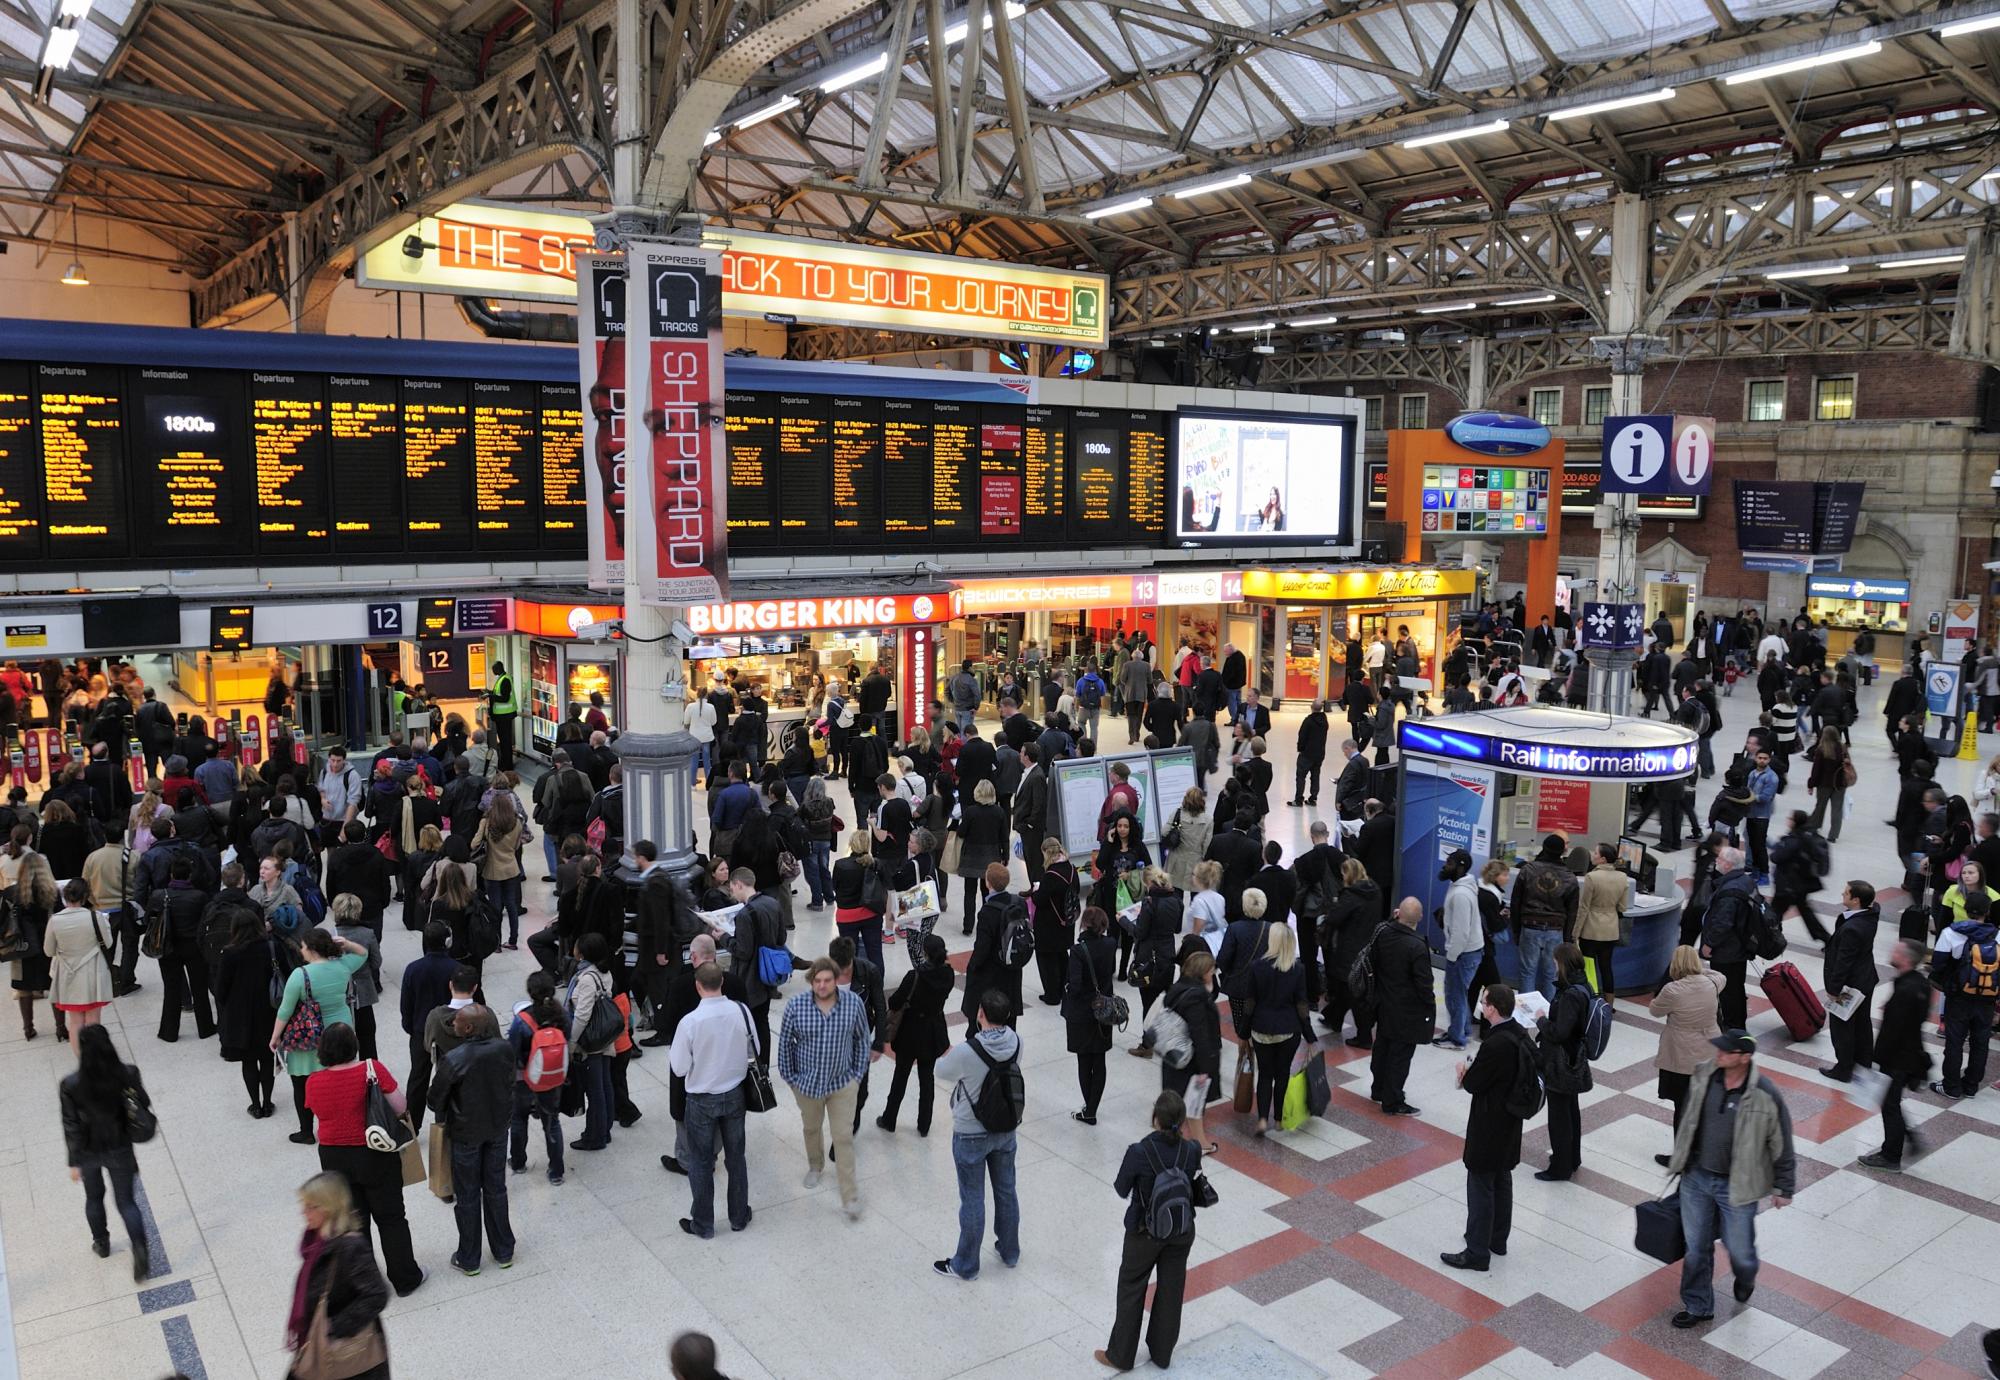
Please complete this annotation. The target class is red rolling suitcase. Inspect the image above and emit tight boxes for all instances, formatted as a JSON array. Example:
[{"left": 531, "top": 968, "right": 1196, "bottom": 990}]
[{"left": 1760, "top": 961, "right": 1826, "bottom": 1039}]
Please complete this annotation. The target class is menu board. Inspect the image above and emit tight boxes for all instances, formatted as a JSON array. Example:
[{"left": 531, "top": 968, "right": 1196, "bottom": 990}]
[
  {"left": 251, "top": 372, "right": 331, "bottom": 553},
  {"left": 328, "top": 373, "right": 403, "bottom": 554},
  {"left": 1070, "top": 408, "right": 1123, "bottom": 541},
  {"left": 723, "top": 390, "right": 778, "bottom": 543},
  {"left": 777, "top": 393, "right": 830, "bottom": 539},
  {"left": 537, "top": 385, "right": 584, "bottom": 536},
  {"left": 39, "top": 362, "right": 125, "bottom": 559},
  {"left": 930, "top": 399, "right": 977, "bottom": 538},
  {"left": 830, "top": 394, "right": 879, "bottom": 534},
  {"left": 0, "top": 364, "right": 39, "bottom": 554},
  {"left": 134, "top": 370, "right": 246, "bottom": 554},
  {"left": 471, "top": 379, "right": 539, "bottom": 546},
  {"left": 401, "top": 378, "right": 471, "bottom": 545},
  {"left": 881, "top": 397, "right": 931, "bottom": 539}
]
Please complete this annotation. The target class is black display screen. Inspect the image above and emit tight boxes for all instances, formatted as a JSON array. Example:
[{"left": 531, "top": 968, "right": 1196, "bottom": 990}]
[
  {"left": 930, "top": 399, "right": 977, "bottom": 539},
  {"left": 250, "top": 371, "right": 331, "bottom": 555},
  {"left": 209, "top": 604, "right": 254, "bottom": 651},
  {"left": 881, "top": 397, "right": 931, "bottom": 540},
  {"left": 40, "top": 362, "right": 126, "bottom": 560},
  {"left": 133, "top": 370, "right": 247, "bottom": 555},
  {"left": 777, "top": 393, "right": 830, "bottom": 540},
  {"left": 328, "top": 374, "right": 402, "bottom": 554},
  {"left": 1069, "top": 408, "right": 1123, "bottom": 542},
  {"left": 471, "top": 378, "right": 539, "bottom": 548},
  {"left": 538, "top": 384, "right": 585, "bottom": 541}
]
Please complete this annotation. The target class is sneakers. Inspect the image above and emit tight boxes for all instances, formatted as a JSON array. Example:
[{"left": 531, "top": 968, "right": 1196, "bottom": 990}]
[
  {"left": 843, "top": 1200, "right": 862, "bottom": 1221},
  {"left": 933, "top": 1259, "right": 965, "bottom": 1279},
  {"left": 803, "top": 1169, "right": 823, "bottom": 1189},
  {"left": 451, "top": 1257, "right": 480, "bottom": 1277}
]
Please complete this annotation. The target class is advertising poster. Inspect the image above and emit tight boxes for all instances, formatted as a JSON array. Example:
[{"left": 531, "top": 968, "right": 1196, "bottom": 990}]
[
  {"left": 626, "top": 239, "right": 727, "bottom": 604},
  {"left": 1053, "top": 757, "right": 1109, "bottom": 859},
  {"left": 576, "top": 252, "right": 626, "bottom": 592},
  {"left": 1535, "top": 778, "right": 1591, "bottom": 837},
  {"left": 1945, "top": 598, "right": 1981, "bottom": 662},
  {"left": 528, "top": 638, "right": 560, "bottom": 753},
  {"left": 1926, "top": 662, "right": 1961, "bottom": 721},
  {"left": 1397, "top": 758, "right": 1497, "bottom": 944},
  {"left": 1172, "top": 410, "right": 1354, "bottom": 543}
]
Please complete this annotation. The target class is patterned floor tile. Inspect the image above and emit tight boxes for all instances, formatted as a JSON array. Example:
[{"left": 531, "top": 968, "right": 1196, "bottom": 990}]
[{"left": 1485, "top": 1292, "right": 1621, "bottom": 1367}]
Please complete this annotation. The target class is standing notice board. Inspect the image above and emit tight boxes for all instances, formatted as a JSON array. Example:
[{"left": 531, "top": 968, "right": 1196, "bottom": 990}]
[
  {"left": 1103, "top": 752, "right": 1162, "bottom": 844},
  {"left": 1053, "top": 758, "right": 1108, "bottom": 859},
  {"left": 1152, "top": 748, "right": 1198, "bottom": 831}
]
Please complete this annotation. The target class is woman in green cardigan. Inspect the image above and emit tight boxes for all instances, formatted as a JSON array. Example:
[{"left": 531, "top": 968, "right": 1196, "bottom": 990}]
[{"left": 270, "top": 927, "right": 370, "bottom": 1145}]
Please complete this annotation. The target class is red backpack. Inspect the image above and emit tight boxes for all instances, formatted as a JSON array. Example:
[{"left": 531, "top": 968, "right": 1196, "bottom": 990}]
[{"left": 520, "top": 1011, "right": 569, "bottom": 1093}]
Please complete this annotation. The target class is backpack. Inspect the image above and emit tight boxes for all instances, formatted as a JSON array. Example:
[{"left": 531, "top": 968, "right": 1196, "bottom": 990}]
[
  {"left": 1503, "top": 1041, "right": 1546, "bottom": 1120},
  {"left": 1964, "top": 936, "right": 2000, "bottom": 999},
  {"left": 140, "top": 893, "right": 168, "bottom": 959},
  {"left": 269, "top": 900, "right": 305, "bottom": 941},
  {"left": 968, "top": 1037, "right": 1026, "bottom": 1132},
  {"left": 292, "top": 869, "right": 327, "bottom": 926},
  {"left": 467, "top": 891, "right": 503, "bottom": 961},
  {"left": 1744, "top": 890, "right": 1788, "bottom": 960},
  {"left": 519, "top": 1011, "right": 570, "bottom": 1093},
  {"left": 1077, "top": 675, "right": 1103, "bottom": 709},
  {"left": 1141, "top": 1139, "right": 1197, "bottom": 1240},
  {"left": 834, "top": 697, "right": 856, "bottom": 729},
  {"left": 1001, "top": 899, "right": 1035, "bottom": 967},
  {"left": 1580, "top": 988, "right": 1615, "bottom": 1061}
]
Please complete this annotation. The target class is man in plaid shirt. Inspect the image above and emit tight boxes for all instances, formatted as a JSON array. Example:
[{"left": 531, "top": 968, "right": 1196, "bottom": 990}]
[{"left": 777, "top": 956, "right": 875, "bottom": 1219}]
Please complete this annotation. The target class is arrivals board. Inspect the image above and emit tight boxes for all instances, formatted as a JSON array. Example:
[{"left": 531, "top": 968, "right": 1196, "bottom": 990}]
[{"left": 721, "top": 391, "right": 1169, "bottom": 553}]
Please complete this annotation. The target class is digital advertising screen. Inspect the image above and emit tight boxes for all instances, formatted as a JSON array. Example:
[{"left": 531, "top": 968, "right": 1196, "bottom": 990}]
[{"left": 1173, "top": 407, "right": 1358, "bottom": 547}]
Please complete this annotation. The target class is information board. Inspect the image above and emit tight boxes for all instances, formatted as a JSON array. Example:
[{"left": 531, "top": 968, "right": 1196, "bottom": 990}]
[
  {"left": 1103, "top": 752, "right": 1162, "bottom": 845},
  {"left": 1052, "top": 757, "right": 1109, "bottom": 860},
  {"left": 470, "top": 379, "right": 539, "bottom": 545},
  {"left": 209, "top": 605, "right": 254, "bottom": 651},
  {"left": 252, "top": 372, "right": 331, "bottom": 553},
  {"left": 1152, "top": 748, "right": 1198, "bottom": 830}
]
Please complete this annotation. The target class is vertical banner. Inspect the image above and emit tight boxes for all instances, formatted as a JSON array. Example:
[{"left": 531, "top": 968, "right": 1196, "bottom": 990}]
[
  {"left": 899, "top": 624, "right": 936, "bottom": 744},
  {"left": 577, "top": 252, "right": 627, "bottom": 593},
  {"left": 1944, "top": 598, "right": 1981, "bottom": 663},
  {"left": 1397, "top": 758, "right": 1497, "bottom": 950},
  {"left": 626, "top": 238, "right": 727, "bottom": 604}
]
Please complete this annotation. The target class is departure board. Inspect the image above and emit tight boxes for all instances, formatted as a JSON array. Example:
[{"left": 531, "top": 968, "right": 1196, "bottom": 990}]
[
  {"left": 250, "top": 372, "right": 331, "bottom": 554},
  {"left": 471, "top": 379, "right": 539, "bottom": 547},
  {"left": 0, "top": 363, "right": 38, "bottom": 554},
  {"left": 538, "top": 384, "right": 584, "bottom": 537},
  {"left": 829, "top": 395, "right": 879, "bottom": 534},
  {"left": 328, "top": 374, "right": 402, "bottom": 553},
  {"left": 1070, "top": 408, "right": 1123, "bottom": 541},
  {"left": 881, "top": 397, "right": 931, "bottom": 539},
  {"left": 979, "top": 416, "right": 1023, "bottom": 538},
  {"left": 724, "top": 390, "right": 778, "bottom": 543},
  {"left": 777, "top": 393, "right": 830, "bottom": 539},
  {"left": 401, "top": 378, "right": 471, "bottom": 546},
  {"left": 930, "top": 399, "right": 977, "bottom": 538},
  {"left": 39, "top": 362, "right": 125, "bottom": 559},
  {"left": 1022, "top": 404, "right": 1065, "bottom": 543},
  {"left": 1127, "top": 410, "right": 1167, "bottom": 542},
  {"left": 134, "top": 370, "right": 246, "bottom": 554}
]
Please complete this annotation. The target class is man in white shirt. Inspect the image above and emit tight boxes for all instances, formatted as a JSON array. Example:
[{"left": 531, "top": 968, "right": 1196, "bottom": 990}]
[
  {"left": 668, "top": 961, "right": 755, "bottom": 1238},
  {"left": 1756, "top": 628, "right": 1788, "bottom": 667}
]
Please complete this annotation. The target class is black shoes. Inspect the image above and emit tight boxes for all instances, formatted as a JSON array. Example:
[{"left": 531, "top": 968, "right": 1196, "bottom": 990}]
[
  {"left": 288, "top": 1130, "right": 315, "bottom": 1145},
  {"left": 1672, "top": 1311, "right": 1713, "bottom": 1329},
  {"left": 90, "top": 1239, "right": 110, "bottom": 1258},
  {"left": 1654, "top": 1154, "right": 1673, "bottom": 1167},
  {"left": 639, "top": 1034, "right": 671, "bottom": 1047},
  {"left": 1534, "top": 1169, "right": 1572, "bottom": 1182},
  {"left": 1734, "top": 1276, "right": 1756, "bottom": 1303},
  {"left": 132, "top": 1244, "right": 150, "bottom": 1282},
  {"left": 660, "top": 1155, "right": 686, "bottom": 1176},
  {"left": 1820, "top": 1066, "right": 1852, "bottom": 1083},
  {"left": 1438, "top": 1251, "right": 1487, "bottom": 1271},
  {"left": 1383, "top": 1102, "right": 1420, "bottom": 1116}
]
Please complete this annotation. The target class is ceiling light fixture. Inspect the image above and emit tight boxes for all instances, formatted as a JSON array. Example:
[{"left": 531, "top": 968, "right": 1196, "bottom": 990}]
[
  {"left": 59, "top": 206, "right": 86, "bottom": 286},
  {"left": 1939, "top": 14, "right": 2000, "bottom": 37},
  {"left": 734, "top": 95, "right": 799, "bottom": 130},
  {"left": 941, "top": 0, "right": 1025, "bottom": 45},
  {"left": 820, "top": 53, "right": 889, "bottom": 93},
  {"left": 1400, "top": 118, "right": 1509, "bottom": 149},
  {"left": 704, "top": 129, "right": 722, "bottom": 146},
  {"left": 1723, "top": 40, "right": 1881, "bottom": 84},
  {"left": 1549, "top": 87, "right": 1675, "bottom": 121},
  {"left": 1417, "top": 301, "right": 1479, "bottom": 313},
  {"left": 1290, "top": 315, "right": 1340, "bottom": 327},
  {"left": 1083, "top": 195, "right": 1152, "bottom": 220},
  {"left": 1228, "top": 321, "right": 1276, "bottom": 333},
  {"left": 1878, "top": 252, "right": 1965, "bottom": 268},
  {"left": 41, "top": 24, "right": 80, "bottom": 69},
  {"left": 1171, "top": 173, "right": 1252, "bottom": 199},
  {"left": 1496, "top": 293, "right": 1557, "bottom": 305},
  {"left": 1763, "top": 264, "right": 1849, "bottom": 279}
]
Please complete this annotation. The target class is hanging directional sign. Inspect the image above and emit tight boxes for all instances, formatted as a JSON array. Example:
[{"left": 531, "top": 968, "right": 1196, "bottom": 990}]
[
  {"left": 1670, "top": 415, "right": 1715, "bottom": 495},
  {"left": 1579, "top": 600, "right": 1645, "bottom": 651},
  {"left": 1604, "top": 414, "right": 1715, "bottom": 497}
]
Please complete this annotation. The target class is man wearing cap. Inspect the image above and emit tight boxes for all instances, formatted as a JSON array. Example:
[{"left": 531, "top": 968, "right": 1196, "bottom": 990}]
[{"left": 1664, "top": 1029, "right": 1797, "bottom": 1329}]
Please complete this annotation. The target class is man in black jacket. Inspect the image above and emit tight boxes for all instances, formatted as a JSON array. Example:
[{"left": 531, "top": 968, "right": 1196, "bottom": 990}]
[
  {"left": 1356, "top": 800, "right": 1397, "bottom": 919},
  {"left": 1202, "top": 806, "right": 1262, "bottom": 922},
  {"left": 131, "top": 820, "right": 217, "bottom": 910},
  {"left": 831, "top": 934, "right": 888, "bottom": 1133},
  {"left": 1249, "top": 842, "right": 1294, "bottom": 931},
  {"left": 1883, "top": 664, "right": 1923, "bottom": 747},
  {"left": 632, "top": 840, "right": 691, "bottom": 1035},
  {"left": 845, "top": 723, "right": 890, "bottom": 827},
  {"left": 535, "top": 749, "right": 594, "bottom": 879},
  {"left": 1768, "top": 811, "right": 1830, "bottom": 944},
  {"left": 150, "top": 856, "right": 215, "bottom": 1041},
  {"left": 440, "top": 759, "right": 487, "bottom": 840},
  {"left": 1821, "top": 880, "right": 1880, "bottom": 1081},
  {"left": 1014, "top": 745, "right": 1048, "bottom": 886},
  {"left": 1369, "top": 898, "right": 1435, "bottom": 1114},
  {"left": 400, "top": 923, "right": 457, "bottom": 1132},
  {"left": 1237, "top": 687, "right": 1271, "bottom": 740},
  {"left": 1859, "top": 939, "right": 1932, "bottom": 1170},
  {"left": 82, "top": 741, "right": 133, "bottom": 827},
  {"left": 997, "top": 697, "right": 1037, "bottom": 753},
  {"left": 858, "top": 663, "right": 893, "bottom": 735},
  {"left": 1700, "top": 847, "right": 1760, "bottom": 1030},
  {"left": 956, "top": 730, "right": 997, "bottom": 805},
  {"left": 1220, "top": 643, "right": 1247, "bottom": 724},
  {"left": 1333, "top": 739, "right": 1368, "bottom": 820},
  {"left": 428, "top": 1004, "right": 518, "bottom": 1273},
  {"left": 325, "top": 819, "right": 393, "bottom": 935},
  {"left": 1291, "top": 702, "right": 1330, "bottom": 806},
  {"left": 1442, "top": 983, "right": 1535, "bottom": 1271},
  {"left": 134, "top": 688, "right": 175, "bottom": 778},
  {"left": 658, "top": 933, "right": 746, "bottom": 1176},
  {"left": 1192, "top": 660, "right": 1225, "bottom": 721}
]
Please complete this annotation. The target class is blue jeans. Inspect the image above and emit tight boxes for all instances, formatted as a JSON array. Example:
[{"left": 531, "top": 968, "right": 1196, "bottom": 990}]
[
  {"left": 807, "top": 840, "right": 834, "bottom": 906},
  {"left": 541, "top": 831, "right": 559, "bottom": 881},
  {"left": 693, "top": 740, "right": 711, "bottom": 782},
  {"left": 1518, "top": 926, "right": 1562, "bottom": 1002},
  {"left": 950, "top": 1130, "right": 1020, "bottom": 1278},
  {"left": 1443, "top": 950, "right": 1482, "bottom": 1045},
  {"left": 448, "top": 1135, "right": 515, "bottom": 1268},
  {"left": 1226, "top": 688, "right": 1242, "bottom": 723},
  {"left": 577, "top": 1051, "right": 615, "bottom": 1148},
  {"left": 485, "top": 875, "right": 524, "bottom": 944},
  {"left": 955, "top": 709, "right": 975, "bottom": 734},
  {"left": 509, "top": 1083, "right": 564, "bottom": 1181},
  {"left": 1678, "top": 1166, "right": 1758, "bottom": 1315},
  {"left": 683, "top": 1085, "right": 750, "bottom": 1236}
]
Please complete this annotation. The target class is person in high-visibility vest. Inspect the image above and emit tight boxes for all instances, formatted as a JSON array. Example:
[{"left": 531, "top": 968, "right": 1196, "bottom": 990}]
[{"left": 487, "top": 663, "right": 519, "bottom": 771}]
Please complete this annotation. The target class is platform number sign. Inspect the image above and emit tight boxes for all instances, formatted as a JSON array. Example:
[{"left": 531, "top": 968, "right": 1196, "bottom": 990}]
[{"left": 366, "top": 602, "right": 404, "bottom": 637}]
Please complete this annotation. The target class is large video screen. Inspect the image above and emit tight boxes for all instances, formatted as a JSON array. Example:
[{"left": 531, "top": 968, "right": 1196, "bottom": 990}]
[{"left": 1173, "top": 407, "right": 1357, "bottom": 547}]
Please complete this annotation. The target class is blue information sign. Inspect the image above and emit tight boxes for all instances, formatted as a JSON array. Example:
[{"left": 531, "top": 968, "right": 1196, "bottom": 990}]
[{"left": 1579, "top": 601, "right": 1645, "bottom": 651}]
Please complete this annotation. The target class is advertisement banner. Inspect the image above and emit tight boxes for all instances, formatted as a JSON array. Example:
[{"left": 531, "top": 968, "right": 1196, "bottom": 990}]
[
  {"left": 528, "top": 638, "right": 561, "bottom": 754},
  {"left": 1535, "top": 778, "right": 1591, "bottom": 837},
  {"left": 1944, "top": 598, "right": 1981, "bottom": 663},
  {"left": 626, "top": 239, "right": 727, "bottom": 605},
  {"left": 1397, "top": 758, "right": 1497, "bottom": 943},
  {"left": 1926, "top": 662, "right": 1961, "bottom": 721},
  {"left": 577, "top": 252, "right": 626, "bottom": 592}
]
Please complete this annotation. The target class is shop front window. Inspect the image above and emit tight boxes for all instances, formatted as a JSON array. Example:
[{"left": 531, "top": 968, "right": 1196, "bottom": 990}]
[{"left": 1284, "top": 610, "right": 1322, "bottom": 703}]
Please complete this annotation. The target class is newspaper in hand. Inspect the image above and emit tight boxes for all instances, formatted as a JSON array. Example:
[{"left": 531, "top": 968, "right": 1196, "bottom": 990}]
[
  {"left": 1512, "top": 989, "right": 1552, "bottom": 1030},
  {"left": 1823, "top": 987, "right": 1867, "bottom": 1023},
  {"left": 696, "top": 902, "right": 743, "bottom": 937}
]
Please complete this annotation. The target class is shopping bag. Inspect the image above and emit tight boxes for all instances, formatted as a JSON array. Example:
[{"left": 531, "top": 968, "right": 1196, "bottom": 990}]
[
  {"left": 398, "top": 1125, "right": 425, "bottom": 1187},
  {"left": 426, "top": 1123, "right": 454, "bottom": 1201},
  {"left": 1302, "top": 1050, "right": 1331, "bottom": 1118},
  {"left": 1232, "top": 1045, "right": 1254, "bottom": 1114},
  {"left": 1280, "top": 1069, "right": 1310, "bottom": 1132}
]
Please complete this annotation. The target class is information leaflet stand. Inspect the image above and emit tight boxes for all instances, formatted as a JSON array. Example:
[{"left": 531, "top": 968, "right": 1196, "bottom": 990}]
[
  {"left": 1052, "top": 758, "right": 1107, "bottom": 859},
  {"left": 1051, "top": 744, "right": 1201, "bottom": 857}
]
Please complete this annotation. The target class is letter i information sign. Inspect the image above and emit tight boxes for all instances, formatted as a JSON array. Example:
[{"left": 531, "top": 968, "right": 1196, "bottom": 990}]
[{"left": 1602, "top": 415, "right": 1714, "bottom": 497}]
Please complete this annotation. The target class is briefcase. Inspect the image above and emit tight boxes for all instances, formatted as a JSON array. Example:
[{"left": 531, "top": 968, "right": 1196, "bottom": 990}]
[{"left": 1634, "top": 1189, "right": 1685, "bottom": 1264}]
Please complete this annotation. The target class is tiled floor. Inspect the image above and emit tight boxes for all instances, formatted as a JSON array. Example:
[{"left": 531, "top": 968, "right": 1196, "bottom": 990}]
[{"left": 3, "top": 681, "right": 1996, "bottom": 1379}]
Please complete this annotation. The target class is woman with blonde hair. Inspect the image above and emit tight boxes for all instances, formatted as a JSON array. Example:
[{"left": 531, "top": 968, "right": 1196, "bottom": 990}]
[
  {"left": 1186, "top": 859, "right": 1226, "bottom": 939},
  {"left": 286, "top": 1171, "right": 393, "bottom": 1378},
  {"left": 832, "top": 827, "right": 884, "bottom": 970},
  {"left": 1243, "top": 921, "right": 1309, "bottom": 1135},
  {"left": 1649, "top": 945, "right": 1724, "bottom": 1166}
]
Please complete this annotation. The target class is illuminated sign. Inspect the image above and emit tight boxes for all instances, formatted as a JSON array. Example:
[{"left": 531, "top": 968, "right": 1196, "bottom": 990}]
[
  {"left": 356, "top": 201, "right": 597, "bottom": 305},
  {"left": 1239, "top": 568, "right": 1477, "bottom": 602},
  {"left": 901, "top": 625, "right": 934, "bottom": 741},
  {"left": 208, "top": 605, "right": 254, "bottom": 652},
  {"left": 1398, "top": 719, "right": 1698, "bottom": 782},
  {"left": 1806, "top": 575, "right": 1910, "bottom": 602},
  {"left": 360, "top": 205, "right": 1108, "bottom": 348},
  {"left": 417, "top": 597, "right": 457, "bottom": 638},
  {"left": 1442, "top": 412, "right": 1552, "bottom": 457},
  {"left": 687, "top": 593, "right": 945, "bottom": 635},
  {"left": 516, "top": 601, "right": 621, "bottom": 639},
  {"left": 1419, "top": 465, "right": 1550, "bottom": 536}
]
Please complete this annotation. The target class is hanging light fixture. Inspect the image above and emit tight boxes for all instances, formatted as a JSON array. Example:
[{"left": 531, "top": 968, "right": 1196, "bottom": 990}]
[{"left": 60, "top": 204, "right": 87, "bottom": 286}]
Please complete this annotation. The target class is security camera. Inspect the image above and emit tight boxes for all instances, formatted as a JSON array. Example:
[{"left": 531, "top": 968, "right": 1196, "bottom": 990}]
[
  {"left": 670, "top": 617, "right": 695, "bottom": 644},
  {"left": 1989, "top": 468, "right": 2000, "bottom": 491},
  {"left": 572, "top": 619, "right": 619, "bottom": 643}
]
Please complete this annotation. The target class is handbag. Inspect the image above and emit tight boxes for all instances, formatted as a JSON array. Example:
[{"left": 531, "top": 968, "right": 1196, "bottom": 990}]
[
  {"left": 293, "top": 1253, "right": 389, "bottom": 1380},
  {"left": 1634, "top": 1183, "right": 1686, "bottom": 1264},
  {"left": 397, "top": 1123, "right": 424, "bottom": 1187},
  {"left": 1191, "top": 1170, "right": 1220, "bottom": 1209},
  {"left": 1082, "top": 940, "right": 1128, "bottom": 1029},
  {"left": 124, "top": 1084, "right": 158, "bottom": 1144},
  {"left": 938, "top": 830, "right": 964, "bottom": 876},
  {"left": 1231, "top": 1045, "right": 1255, "bottom": 1114},
  {"left": 0, "top": 900, "right": 28, "bottom": 961},
  {"left": 362, "top": 1060, "right": 413, "bottom": 1152},
  {"left": 740, "top": 1003, "right": 777, "bottom": 1113},
  {"left": 1160, "top": 810, "right": 1183, "bottom": 855},
  {"left": 1301, "top": 1048, "right": 1331, "bottom": 1118}
]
